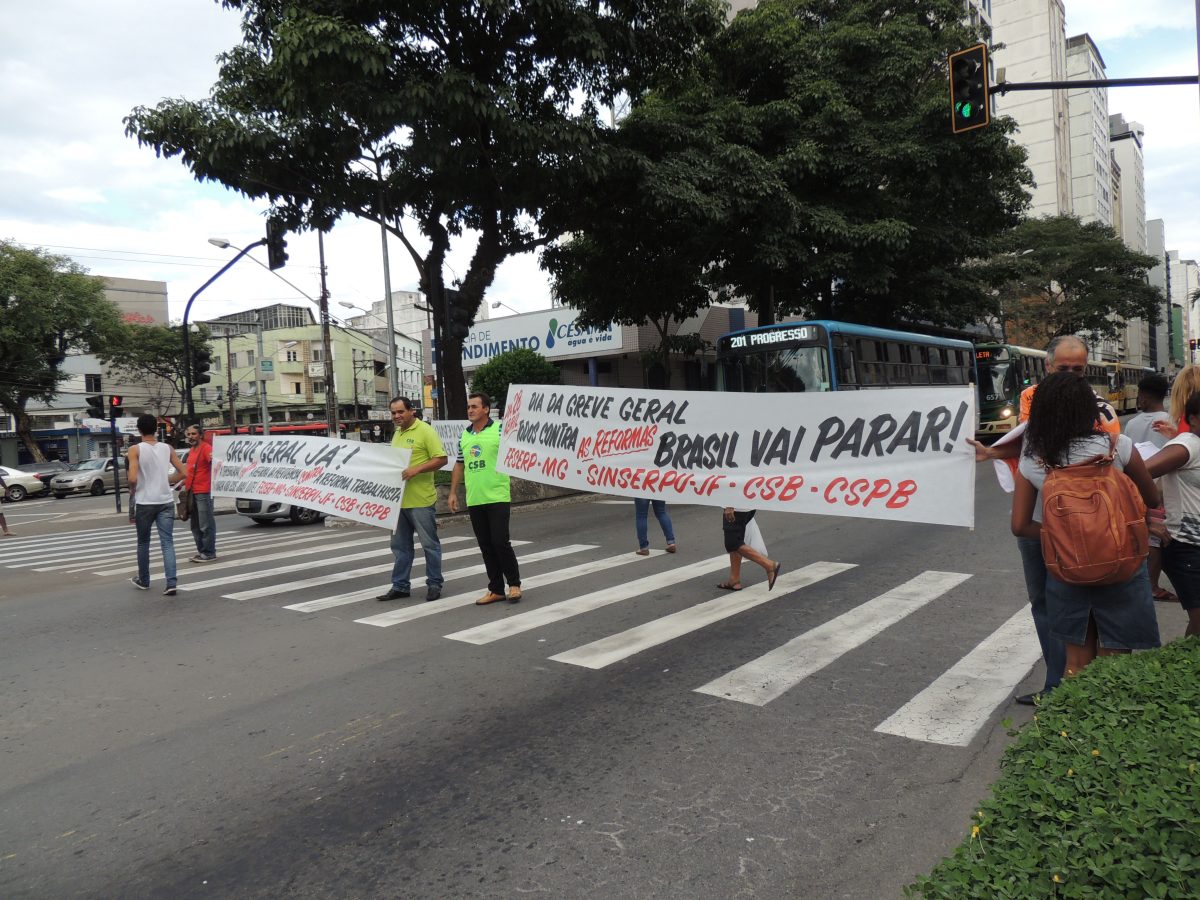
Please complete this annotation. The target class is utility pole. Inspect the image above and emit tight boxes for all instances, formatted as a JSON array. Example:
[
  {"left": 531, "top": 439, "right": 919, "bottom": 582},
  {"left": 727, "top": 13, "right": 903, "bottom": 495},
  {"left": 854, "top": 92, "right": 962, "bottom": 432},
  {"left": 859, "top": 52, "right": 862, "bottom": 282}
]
[
  {"left": 376, "top": 170, "right": 400, "bottom": 397},
  {"left": 318, "top": 231, "right": 338, "bottom": 432},
  {"left": 223, "top": 330, "right": 236, "bottom": 434}
]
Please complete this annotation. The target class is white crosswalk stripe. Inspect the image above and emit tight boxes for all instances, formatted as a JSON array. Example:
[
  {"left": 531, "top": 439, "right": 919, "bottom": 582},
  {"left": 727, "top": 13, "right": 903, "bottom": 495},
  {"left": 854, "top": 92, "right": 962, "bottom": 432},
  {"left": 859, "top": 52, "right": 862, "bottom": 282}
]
[
  {"left": 694, "top": 571, "right": 971, "bottom": 706},
  {"left": 224, "top": 541, "right": 528, "bottom": 600},
  {"left": 77, "top": 530, "right": 327, "bottom": 576},
  {"left": 549, "top": 562, "right": 857, "bottom": 669},
  {"left": 350, "top": 545, "right": 601, "bottom": 624},
  {"left": 445, "top": 554, "right": 729, "bottom": 645},
  {"left": 874, "top": 608, "right": 1041, "bottom": 747},
  {"left": 41, "top": 531, "right": 278, "bottom": 572}
]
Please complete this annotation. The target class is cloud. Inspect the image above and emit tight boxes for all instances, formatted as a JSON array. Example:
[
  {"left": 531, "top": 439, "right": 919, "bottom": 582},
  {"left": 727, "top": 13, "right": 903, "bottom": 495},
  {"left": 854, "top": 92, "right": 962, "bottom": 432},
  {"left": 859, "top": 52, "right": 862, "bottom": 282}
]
[{"left": 1065, "top": 1, "right": 1185, "bottom": 41}]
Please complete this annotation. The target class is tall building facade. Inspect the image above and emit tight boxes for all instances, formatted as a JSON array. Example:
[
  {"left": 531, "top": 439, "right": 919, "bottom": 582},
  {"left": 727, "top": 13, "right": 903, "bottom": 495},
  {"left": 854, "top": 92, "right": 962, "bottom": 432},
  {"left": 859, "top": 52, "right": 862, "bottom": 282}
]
[
  {"left": 1065, "top": 34, "right": 1112, "bottom": 227},
  {"left": 991, "top": 0, "right": 1073, "bottom": 217}
]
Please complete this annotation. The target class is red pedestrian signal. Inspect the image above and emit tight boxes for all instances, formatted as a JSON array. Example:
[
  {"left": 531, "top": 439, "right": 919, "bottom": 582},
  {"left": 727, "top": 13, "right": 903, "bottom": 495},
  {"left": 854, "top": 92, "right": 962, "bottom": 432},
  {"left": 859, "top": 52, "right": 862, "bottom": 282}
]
[{"left": 109, "top": 395, "right": 124, "bottom": 417}]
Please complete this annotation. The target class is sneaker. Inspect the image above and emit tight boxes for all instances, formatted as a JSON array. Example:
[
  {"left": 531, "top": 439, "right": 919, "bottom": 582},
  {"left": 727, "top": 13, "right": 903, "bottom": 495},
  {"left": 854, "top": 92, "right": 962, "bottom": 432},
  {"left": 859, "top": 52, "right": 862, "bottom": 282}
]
[
  {"left": 130, "top": 576, "right": 149, "bottom": 591},
  {"left": 426, "top": 586, "right": 442, "bottom": 602},
  {"left": 507, "top": 586, "right": 522, "bottom": 604},
  {"left": 475, "top": 591, "right": 506, "bottom": 605},
  {"left": 163, "top": 585, "right": 177, "bottom": 596},
  {"left": 190, "top": 555, "right": 206, "bottom": 563}
]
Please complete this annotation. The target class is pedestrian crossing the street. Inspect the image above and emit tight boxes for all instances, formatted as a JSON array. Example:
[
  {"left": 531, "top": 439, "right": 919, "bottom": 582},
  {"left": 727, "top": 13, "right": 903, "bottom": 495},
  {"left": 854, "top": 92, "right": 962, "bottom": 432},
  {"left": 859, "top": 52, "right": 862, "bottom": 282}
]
[{"left": 0, "top": 522, "right": 1042, "bottom": 748}]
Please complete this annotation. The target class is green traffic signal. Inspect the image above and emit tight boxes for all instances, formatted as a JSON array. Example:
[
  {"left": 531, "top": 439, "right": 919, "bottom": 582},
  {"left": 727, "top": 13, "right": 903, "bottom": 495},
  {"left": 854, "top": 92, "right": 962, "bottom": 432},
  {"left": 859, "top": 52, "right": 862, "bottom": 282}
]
[{"left": 949, "top": 44, "right": 990, "bottom": 133}]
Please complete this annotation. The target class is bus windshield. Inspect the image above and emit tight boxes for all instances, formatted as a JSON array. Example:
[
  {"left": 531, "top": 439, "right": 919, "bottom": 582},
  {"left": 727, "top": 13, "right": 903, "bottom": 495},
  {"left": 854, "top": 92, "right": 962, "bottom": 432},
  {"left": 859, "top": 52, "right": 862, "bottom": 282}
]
[
  {"left": 722, "top": 346, "right": 832, "bottom": 393},
  {"left": 977, "top": 359, "right": 1014, "bottom": 407}
]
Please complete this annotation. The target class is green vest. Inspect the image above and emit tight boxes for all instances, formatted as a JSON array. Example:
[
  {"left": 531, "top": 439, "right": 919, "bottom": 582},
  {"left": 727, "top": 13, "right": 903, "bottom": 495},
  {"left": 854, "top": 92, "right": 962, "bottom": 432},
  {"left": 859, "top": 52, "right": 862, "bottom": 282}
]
[{"left": 459, "top": 420, "right": 510, "bottom": 506}]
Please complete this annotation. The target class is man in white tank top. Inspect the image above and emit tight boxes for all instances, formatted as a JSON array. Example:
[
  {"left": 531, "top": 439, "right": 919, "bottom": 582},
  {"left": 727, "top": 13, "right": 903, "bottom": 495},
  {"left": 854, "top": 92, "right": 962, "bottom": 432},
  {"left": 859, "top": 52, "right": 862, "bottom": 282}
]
[{"left": 127, "top": 414, "right": 187, "bottom": 595}]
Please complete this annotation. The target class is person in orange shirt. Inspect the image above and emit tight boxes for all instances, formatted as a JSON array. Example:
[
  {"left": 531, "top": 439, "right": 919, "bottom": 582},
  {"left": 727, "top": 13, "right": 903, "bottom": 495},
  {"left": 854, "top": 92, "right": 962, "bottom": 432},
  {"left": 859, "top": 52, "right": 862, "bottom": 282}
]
[
  {"left": 971, "top": 334, "right": 1119, "bottom": 705},
  {"left": 184, "top": 424, "right": 217, "bottom": 562},
  {"left": 1017, "top": 336, "right": 1119, "bottom": 435}
]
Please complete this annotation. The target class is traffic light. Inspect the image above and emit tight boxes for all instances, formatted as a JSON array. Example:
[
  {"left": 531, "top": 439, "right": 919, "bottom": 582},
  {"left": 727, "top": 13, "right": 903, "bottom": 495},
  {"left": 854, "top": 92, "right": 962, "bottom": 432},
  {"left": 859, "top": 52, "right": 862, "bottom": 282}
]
[
  {"left": 266, "top": 219, "right": 288, "bottom": 271},
  {"left": 447, "top": 295, "right": 473, "bottom": 341},
  {"left": 84, "top": 394, "right": 105, "bottom": 419},
  {"left": 109, "top": 395, "right": 123, "bottom": 418},
  {"left": 192, "top": 343, "right": 213, "bottom": 386},
  {"left": 949, "top": 44, "right": 990, "bottom": 134}
]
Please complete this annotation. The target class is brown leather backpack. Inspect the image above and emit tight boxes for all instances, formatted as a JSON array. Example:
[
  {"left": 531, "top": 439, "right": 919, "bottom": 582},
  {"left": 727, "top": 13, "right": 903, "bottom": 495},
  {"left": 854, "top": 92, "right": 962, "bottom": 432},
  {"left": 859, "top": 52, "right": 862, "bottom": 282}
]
[{"left": 1040, "top": 435, "right": 1148, "bottom": 586}]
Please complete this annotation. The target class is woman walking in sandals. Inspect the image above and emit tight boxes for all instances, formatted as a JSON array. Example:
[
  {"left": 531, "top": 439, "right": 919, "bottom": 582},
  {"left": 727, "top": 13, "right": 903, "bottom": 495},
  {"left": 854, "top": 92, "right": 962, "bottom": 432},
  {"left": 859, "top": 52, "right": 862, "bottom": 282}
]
[{"left": 718, "top": 507, "right": 781, "bottom": 591}]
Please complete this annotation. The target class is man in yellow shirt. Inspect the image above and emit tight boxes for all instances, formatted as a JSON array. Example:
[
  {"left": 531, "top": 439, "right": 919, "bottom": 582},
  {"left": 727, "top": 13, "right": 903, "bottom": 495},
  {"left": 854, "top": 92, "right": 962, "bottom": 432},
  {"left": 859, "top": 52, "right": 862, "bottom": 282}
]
[{"left": 377, "top": 397, "right": 449, "bottom": 603}]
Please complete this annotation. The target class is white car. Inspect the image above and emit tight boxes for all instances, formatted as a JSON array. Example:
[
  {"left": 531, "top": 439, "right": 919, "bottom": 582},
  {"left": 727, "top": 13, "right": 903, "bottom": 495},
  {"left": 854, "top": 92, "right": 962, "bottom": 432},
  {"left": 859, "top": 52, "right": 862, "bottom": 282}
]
[
  {"left": 236, "top": 498, "right": 325, "bottom": 525},
  {"left": 1, "top": 465, "right": 48, "bottom": 502}
]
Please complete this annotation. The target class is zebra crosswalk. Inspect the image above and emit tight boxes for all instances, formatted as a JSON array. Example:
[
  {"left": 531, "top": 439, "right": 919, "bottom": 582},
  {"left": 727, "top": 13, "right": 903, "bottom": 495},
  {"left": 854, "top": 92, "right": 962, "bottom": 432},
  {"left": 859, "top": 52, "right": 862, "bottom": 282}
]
[{"left": 0, "top": 523, "right": 1041, "bottom": 748}]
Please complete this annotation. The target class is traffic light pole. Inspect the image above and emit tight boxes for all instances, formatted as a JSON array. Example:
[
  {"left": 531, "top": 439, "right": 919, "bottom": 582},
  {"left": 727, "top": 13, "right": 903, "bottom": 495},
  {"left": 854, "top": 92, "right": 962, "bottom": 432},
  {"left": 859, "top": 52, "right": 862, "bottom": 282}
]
[
  {"left": 110, "top": 417, "right": 122, "bottom": 515},
  {"left": 182, "top": 239, "right": 265, "bottom": 419},
  {"left": 991, "top": 74, "right": 1199, "bottom": 95}
]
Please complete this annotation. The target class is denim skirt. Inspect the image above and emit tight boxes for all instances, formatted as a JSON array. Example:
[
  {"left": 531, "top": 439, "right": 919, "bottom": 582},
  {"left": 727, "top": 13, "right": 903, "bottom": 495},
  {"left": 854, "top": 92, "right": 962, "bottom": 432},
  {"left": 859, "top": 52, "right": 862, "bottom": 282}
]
[{"left": 1045, "top": 561, "right": 1161, "bottom": 650}]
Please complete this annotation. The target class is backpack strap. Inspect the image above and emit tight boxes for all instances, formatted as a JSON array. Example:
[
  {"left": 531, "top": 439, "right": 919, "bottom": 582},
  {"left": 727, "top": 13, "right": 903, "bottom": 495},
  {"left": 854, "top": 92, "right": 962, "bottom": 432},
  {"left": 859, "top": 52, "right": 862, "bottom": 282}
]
[{"left": 1051, "top": 432, "right": 1118, "bottom": 471}]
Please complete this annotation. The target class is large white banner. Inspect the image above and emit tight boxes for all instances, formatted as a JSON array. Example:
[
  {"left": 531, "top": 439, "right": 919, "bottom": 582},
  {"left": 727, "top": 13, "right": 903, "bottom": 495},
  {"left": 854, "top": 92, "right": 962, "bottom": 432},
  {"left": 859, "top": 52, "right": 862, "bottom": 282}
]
[
  {"left": 212, "top": 435, "right": 411, "bottom": 530},
  {"left": 496, "top": 384, "right": 976, "bottom": 528},
  {"left": 430, "top": 419, "right": 469, "bottom": 470}
]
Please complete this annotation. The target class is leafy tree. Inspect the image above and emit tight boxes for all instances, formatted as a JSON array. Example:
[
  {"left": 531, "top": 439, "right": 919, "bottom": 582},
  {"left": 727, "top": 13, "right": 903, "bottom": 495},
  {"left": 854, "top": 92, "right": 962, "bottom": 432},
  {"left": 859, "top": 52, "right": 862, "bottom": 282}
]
[
  {"left": 470, "top": 347, "right": 560, "bottom": 411},
  {"left": 981, "top": 216, "right": 1163, "bottom": 347},
  {"left": 0, "top": 242, "right": 123, "bottom": 461},
  {"left": 125, "top": 0, "right": 723, "bottom": 417},
  {"left": 546, "top": 0, "right": 1031, "bottom": 332},
  {"left": 97, "top": 322, "right": 214, "bottom": 419}
]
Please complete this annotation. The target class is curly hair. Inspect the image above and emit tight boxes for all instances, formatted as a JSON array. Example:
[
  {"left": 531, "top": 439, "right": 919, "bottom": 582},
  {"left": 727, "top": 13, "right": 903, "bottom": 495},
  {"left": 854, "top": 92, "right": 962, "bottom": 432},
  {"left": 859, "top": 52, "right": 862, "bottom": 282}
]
[
  {"left": 1168, "top": 365, "right": 1200, "bottom": 425},
  {"left": 1023, "top": 372, "right": 1100, "bottom": 467}
]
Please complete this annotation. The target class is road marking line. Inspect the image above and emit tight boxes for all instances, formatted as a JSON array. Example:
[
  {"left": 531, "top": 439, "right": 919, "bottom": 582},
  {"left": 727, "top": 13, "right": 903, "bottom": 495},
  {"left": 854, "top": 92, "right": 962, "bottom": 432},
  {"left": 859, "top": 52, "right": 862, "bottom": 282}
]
[
  {"left": 3, "top": 526, "right": 269, "bottom": 565},
  {"left": 223, "top": 543, "right": 529, "bottom": 600},
  {"left": 550, "top": 561, "right": 857, "bottom": 669},
  {"left": 694, "top": 570, "right": 971, "bottom": 706},
  {"left": 445, "top": 553, "right": 724, "bottom": 645},
  {"left": 874, "top": 607, "right": 1041, "bottom": 747},
  {"left": 349, "top": 545, "right": 598, "bottom": 624},
  {"left": 31, "top": 531, "right": 278, "bottom": 572}
]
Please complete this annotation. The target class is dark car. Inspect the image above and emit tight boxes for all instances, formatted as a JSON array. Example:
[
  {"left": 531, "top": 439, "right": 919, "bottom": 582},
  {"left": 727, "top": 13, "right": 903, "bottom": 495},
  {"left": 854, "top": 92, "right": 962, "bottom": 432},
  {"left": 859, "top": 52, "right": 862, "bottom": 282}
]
[{"left": 17, "top": 460, "right": 71, "bottom": 492}]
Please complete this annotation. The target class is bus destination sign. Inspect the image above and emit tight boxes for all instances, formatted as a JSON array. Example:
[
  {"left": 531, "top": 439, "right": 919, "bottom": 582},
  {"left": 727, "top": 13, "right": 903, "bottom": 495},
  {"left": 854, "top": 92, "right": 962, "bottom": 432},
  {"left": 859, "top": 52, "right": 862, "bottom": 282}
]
[{"left": 725, "top": 326, "right": 813, "bottom": 351}]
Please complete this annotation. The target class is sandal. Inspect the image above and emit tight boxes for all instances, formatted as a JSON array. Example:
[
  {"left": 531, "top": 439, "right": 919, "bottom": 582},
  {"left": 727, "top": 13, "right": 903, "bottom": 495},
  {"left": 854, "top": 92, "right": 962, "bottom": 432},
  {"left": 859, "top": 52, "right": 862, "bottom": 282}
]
[
  {"left": 1153, "top": 587, "right": 1179, "bottom": 603},
  {"left": 716, "top": 581, "right": 742, "bottom": 591},
  {"left": 768, "top": 562, "right": 782, "bottom": 591}
]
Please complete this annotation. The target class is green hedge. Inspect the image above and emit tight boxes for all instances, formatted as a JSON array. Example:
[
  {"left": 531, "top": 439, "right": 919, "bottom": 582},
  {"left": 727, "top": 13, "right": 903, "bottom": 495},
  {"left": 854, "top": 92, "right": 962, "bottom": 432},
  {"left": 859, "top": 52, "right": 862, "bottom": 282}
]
[{"left": 907, "top": 637, "right": 1200, "bottom": 899}]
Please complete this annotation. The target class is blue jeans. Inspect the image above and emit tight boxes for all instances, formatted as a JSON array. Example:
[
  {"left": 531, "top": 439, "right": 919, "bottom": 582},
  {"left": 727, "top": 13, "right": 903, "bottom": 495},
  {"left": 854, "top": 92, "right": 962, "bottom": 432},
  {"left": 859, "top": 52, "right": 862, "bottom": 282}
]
[
  {"left": 634, "top": 498, "right": 675, "bottom": 550},
  {"left": 1017, "top": 536, "right": 1065, "bottom": 692},
  {"left": 190, "top": 492, "right": 217, "bottom": 558},
  {"left": 135, "top": 502, "right": 177, "bottom": 588},
  {"left": 390, "top": 505, "right": 442, "bottom": 592}
]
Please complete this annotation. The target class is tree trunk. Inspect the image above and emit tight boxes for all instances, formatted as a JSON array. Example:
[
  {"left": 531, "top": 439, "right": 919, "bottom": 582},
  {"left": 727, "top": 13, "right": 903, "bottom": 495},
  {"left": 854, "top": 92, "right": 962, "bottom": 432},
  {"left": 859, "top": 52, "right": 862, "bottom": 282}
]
[
  {"left": 15, "top": 406, "right": 46, "bottom": 463},
  {"left": 758, "top": 284, "right": 776, "bottom": 326}
]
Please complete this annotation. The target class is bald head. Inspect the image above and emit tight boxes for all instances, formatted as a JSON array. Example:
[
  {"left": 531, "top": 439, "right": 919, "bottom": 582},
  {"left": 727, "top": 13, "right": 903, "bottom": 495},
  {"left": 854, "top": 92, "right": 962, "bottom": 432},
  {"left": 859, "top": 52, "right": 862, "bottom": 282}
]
[{"left": 1046, "top": 336, "right": 1088, "bottom": 375}]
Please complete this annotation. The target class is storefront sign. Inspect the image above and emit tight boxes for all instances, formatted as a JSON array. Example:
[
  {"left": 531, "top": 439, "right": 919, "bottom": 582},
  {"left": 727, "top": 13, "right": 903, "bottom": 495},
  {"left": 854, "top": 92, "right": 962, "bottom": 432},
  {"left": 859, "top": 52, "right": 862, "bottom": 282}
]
[
  {"left": 461, "top": 309, "right": 621, "bottom": 366},
  {"left": 496, "top": 384, "right": 977, "bottom": 527}
]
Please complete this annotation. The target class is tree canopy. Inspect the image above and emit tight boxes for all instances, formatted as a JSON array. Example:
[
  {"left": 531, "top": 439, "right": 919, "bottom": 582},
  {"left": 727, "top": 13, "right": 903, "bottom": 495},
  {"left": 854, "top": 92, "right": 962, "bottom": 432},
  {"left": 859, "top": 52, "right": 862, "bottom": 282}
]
[
  {"left": 545, "top": 0, "right": 1032, "bottom": 334},
  {"left": 981, "top": 215, "right": 1163, "bottom": 347},
  {"left": 97, "top": 322, "right": 214, "bottom": 420},
  {"left": 125, "top": 0, "right": 724, "bottom": 416},
  {"left": 470, "top": 347, "right": 561, "bottom": 411},
  {"left": 0, "top": 242, "right": 123, "bottom": 461}
]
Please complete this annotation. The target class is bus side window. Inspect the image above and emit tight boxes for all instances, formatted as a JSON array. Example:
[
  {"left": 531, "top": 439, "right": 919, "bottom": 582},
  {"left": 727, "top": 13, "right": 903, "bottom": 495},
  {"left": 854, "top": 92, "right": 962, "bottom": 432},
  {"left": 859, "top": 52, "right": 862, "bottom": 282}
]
[
  {"left": 928, "top": 347, "right": 948, "bottom": 384},
  {"left": 912, "top": 346, "right": 929, "bottom": 384},
  {"left": 886, "top": 342, "right": 907, "bottom": 384}
]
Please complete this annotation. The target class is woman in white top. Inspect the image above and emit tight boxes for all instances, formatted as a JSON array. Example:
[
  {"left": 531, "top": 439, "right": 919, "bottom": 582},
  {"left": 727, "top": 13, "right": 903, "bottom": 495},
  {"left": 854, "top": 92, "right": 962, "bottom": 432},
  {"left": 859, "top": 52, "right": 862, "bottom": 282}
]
[
  {"left": 1011, "top": 373, "right": 1161, "bottom": 679},
  {"left": 1145, "top": 391, "right": 1200, "bottom": 639}
]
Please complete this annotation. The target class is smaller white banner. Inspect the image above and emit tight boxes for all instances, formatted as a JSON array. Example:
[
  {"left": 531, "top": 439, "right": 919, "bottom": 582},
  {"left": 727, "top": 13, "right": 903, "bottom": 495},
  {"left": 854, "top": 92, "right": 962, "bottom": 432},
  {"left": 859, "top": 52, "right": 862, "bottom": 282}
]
[
  {"left": 212, "top": 434, "right": 410, "bottom": 530},
  {"left": 431, "top": 419, "right": 469, "bottom": 470}
]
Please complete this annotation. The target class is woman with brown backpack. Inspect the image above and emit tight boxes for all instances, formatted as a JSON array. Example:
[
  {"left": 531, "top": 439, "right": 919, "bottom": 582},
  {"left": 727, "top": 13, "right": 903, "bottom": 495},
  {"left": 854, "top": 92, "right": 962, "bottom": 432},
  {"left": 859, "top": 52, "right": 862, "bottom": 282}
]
[{"left": 1010, "top": 372, "right": 1161, "bottom": 678}]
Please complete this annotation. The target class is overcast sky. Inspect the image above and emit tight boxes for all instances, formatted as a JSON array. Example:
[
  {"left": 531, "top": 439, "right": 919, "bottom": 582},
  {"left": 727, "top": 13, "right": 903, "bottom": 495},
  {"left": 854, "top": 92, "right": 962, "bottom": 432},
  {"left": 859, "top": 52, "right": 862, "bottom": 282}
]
[{"left": 1, "top": 1, "right": 1197, "bottom": 329}]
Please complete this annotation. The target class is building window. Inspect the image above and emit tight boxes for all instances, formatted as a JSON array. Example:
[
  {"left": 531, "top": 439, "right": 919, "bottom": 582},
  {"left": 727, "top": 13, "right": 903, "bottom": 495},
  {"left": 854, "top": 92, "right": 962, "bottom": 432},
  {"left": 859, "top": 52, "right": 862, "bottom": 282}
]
[
  {"left": 293, "top": 382, "right": 302, "bottom": 395},
  {"left": 85, "top": 373, "right": 102, "bottom": 392},
  {"left": 199, "top": 388, "right": 209, "bottom": 402},
  {"left": 245, "top": 350, "right": 255, "bottom": 365},
  {"left": 212, "top": 356, "right": 221, "bottom": 370},
  {"left": 285, "top": 350, "right": 298, "bottom": 362},
  {"left": 312, "top": 380, "right": 325, "bottom": 394},
  {"left": 311, "top": 347, "right": 324, "bottom": 363}
]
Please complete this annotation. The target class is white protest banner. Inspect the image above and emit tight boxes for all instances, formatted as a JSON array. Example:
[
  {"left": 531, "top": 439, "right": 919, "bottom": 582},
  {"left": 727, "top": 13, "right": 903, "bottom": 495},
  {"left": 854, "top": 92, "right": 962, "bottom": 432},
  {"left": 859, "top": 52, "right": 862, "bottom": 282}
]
[
  {"left": 496, "top": 384, "right": 976, "bottom": 528},
  {"left": 431, "top": 419, "right": 469, "bottom": 470},
  {"left": 211, "top": 435, "right": 410, "bottom": 530}
]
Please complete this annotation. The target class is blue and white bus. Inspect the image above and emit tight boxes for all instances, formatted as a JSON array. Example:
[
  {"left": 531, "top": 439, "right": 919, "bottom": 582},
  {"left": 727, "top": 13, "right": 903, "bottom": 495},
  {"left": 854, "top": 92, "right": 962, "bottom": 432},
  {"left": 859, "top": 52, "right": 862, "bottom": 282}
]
[{"left": 715, "top": 320, "right": 976, "bottom": 393}]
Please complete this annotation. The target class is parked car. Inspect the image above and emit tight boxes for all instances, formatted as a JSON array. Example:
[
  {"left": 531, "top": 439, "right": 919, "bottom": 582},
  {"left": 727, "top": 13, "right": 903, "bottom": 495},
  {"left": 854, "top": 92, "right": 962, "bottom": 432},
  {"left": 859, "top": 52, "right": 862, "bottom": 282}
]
[
  {"left": 1, "top": 465, "right": 48, "bottom": 502},
  {"left": 50, "top": 458, "right": 120, "bottom": 497},
  {"left": 236, "top": 498, "right": 325, "bottom": 525},
  {"left": 17, "top": 460, "right": 72, "bottom": 491}
]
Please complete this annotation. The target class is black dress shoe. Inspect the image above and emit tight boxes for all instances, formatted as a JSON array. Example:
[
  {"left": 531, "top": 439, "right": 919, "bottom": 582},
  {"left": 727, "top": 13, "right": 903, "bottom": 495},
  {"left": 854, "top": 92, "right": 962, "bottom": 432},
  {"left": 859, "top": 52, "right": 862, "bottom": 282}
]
[
  {"left": 1015, "top": 691, "right": 1043, "bottom": 706},
  {"left": 376, "top": 588, "right": 410, "bottom": 601}
]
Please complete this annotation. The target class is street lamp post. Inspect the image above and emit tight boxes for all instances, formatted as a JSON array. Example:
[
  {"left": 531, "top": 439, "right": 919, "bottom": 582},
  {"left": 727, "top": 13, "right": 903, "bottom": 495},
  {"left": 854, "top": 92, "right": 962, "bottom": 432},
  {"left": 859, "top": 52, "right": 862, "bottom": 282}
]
[
  {"left": 184, "top": 238, "right": 266, "bottom": 418},
  {"left": 490, "top": 300, "right": 521, "bottom": 315}
]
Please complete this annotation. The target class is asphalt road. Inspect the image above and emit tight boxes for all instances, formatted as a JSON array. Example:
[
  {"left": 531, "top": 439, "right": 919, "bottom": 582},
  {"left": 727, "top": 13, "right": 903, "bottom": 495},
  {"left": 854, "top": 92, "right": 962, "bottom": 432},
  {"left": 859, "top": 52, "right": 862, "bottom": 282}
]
[{"left": 0, "top": 469, "right": 1189, "bottom": 899}]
